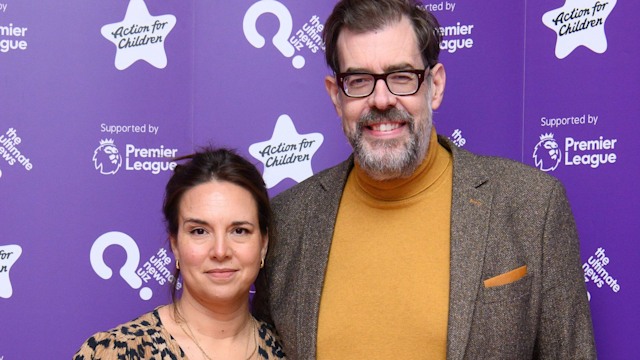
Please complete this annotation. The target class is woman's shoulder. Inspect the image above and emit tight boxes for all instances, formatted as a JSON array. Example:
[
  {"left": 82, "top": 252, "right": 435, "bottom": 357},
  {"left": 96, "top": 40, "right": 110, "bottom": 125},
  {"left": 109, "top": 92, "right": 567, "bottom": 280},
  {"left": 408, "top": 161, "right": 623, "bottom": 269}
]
[
  {"left": 256, "top": 319, "right": 287, "bottom": 359},
  {"left": 91, "top": 309, "right": 163, "bottom": 340},
  {"left": 73, "top": 308, "right": 184, "bottom": 360}
]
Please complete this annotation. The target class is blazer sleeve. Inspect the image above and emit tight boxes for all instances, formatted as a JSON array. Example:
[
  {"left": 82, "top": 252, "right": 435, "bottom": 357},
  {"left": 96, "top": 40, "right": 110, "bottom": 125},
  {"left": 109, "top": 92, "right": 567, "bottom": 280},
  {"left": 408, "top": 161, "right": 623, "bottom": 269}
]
[{"left": 534, "top": 180, "right": 596, "bottom": 359}]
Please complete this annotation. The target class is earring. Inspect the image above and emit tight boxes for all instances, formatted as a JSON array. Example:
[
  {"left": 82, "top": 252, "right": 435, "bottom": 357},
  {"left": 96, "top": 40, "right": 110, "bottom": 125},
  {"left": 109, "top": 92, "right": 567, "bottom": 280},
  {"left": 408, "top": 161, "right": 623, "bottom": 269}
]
[
  {"left": 260, "top": 258, "right": 265, "bottom": 269},
  {"left": 176, "top": 259, "right": 180, "bottom": 270}
]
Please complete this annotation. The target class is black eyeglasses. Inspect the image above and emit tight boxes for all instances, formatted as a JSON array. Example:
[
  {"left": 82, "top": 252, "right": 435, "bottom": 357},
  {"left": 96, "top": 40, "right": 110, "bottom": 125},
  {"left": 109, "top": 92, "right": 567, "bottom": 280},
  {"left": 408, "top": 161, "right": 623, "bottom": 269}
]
[{"left": 336, "top": 68, "right": 428, "bottom": 98}]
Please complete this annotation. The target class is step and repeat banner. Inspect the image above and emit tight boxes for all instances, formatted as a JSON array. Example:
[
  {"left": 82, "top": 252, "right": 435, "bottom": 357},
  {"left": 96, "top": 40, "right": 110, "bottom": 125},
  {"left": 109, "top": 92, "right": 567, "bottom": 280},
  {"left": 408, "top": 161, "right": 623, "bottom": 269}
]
[{"left": 1, "top": 0, "right": 637, "bottom": 358}]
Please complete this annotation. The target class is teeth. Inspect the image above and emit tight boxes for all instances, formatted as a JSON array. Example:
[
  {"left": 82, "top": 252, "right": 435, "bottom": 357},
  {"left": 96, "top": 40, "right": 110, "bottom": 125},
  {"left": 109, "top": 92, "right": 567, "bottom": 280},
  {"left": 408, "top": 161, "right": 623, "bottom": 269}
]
[{"left": 371, "top": 123, "right": 400, "bottom": 132}]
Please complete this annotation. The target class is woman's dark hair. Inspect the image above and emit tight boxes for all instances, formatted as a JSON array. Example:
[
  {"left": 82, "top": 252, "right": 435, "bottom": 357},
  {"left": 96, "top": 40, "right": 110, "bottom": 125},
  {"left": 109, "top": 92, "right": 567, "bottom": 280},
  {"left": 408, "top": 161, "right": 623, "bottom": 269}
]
[
  {"left": 323, "top": 0, "right": 442, "bottom": 73},
  {"left": 163, "top": 147, "right": 273, "bottom": 305}
]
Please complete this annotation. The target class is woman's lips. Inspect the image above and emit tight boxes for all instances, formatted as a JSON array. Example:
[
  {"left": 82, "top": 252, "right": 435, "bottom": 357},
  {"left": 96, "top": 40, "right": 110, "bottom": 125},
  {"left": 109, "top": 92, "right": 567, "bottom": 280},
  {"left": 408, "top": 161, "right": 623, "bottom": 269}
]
[{"left": 206, "top": 268, "right": 237, "bottom": 280}]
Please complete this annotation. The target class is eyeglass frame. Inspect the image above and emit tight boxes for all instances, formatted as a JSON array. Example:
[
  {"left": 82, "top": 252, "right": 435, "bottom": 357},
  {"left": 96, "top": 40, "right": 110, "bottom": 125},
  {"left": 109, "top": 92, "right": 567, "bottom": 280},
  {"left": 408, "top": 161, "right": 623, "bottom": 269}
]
[{"left": 335, "top": 68, "right": 430, "bottom": 98}]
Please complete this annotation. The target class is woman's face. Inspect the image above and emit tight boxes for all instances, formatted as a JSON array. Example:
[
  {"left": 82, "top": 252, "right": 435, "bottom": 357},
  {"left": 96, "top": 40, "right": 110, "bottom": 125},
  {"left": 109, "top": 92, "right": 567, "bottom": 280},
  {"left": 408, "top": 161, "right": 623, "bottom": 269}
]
[{"left": 171, "top": 180, "right": 267, "bottom": 307}]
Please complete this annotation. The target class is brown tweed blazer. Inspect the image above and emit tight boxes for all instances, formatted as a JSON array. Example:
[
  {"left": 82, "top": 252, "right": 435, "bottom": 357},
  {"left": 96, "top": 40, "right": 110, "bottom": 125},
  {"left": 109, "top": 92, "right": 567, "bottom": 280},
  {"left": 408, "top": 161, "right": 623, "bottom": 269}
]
[{"left": 253, "top": 136, "right": 596, "bottom": 359}]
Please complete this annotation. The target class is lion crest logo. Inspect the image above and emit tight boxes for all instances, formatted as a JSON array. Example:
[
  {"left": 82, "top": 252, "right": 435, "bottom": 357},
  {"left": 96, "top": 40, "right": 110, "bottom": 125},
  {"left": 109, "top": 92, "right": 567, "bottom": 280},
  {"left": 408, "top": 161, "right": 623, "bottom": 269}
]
[
  {"left": 93, "top": 139, "right": 122, "bottom": 175},
  {"left": 533, "top": 133, "right": 562, "bottom": 172}
]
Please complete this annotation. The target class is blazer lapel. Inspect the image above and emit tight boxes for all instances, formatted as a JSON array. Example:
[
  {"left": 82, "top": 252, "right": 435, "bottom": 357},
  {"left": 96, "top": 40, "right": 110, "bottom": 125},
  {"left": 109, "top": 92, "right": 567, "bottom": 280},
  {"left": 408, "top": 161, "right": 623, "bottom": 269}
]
[
  {"left": 296, "top": 158, "right": 353, "bottom": 354},
  {"left": 441, "top": 138, "right": 493, "bottom": 360}
]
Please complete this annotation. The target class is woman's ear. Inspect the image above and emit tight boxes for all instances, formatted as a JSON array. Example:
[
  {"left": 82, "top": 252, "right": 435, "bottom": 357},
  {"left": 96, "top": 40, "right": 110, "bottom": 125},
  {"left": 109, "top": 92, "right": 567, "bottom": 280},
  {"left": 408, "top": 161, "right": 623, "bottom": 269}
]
[
  {"left": 260, "top": 233, "right": 269, "bottom": 261},
  {"left": 170, "top": 236, "right": 179, "bottom": 263}
]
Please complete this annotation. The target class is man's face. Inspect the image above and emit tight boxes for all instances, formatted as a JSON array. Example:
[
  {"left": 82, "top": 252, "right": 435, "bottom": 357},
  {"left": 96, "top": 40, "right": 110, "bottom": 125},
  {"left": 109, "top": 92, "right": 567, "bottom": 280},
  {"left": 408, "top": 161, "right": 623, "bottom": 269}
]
[{"left": 325, "top": 17, "right": 445, "bottom": 180}]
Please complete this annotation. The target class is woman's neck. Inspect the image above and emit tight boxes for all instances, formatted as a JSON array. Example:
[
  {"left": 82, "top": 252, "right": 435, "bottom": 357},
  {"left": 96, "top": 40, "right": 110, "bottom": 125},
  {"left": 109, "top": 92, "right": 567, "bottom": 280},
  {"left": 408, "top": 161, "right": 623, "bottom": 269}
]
[
  {"left": 174, "top": 295, "right": 252, "bottom": 339},
  {"left": 160, "top": 297, "right": 258, "bottom": 360}
]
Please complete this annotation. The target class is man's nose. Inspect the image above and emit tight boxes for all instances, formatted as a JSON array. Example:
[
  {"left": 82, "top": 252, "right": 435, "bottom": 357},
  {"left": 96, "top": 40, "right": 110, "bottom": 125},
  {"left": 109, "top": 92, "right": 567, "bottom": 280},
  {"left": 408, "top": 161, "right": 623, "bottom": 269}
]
[{"left": 368, "top": 79, "right": 397, "bottom": 110}]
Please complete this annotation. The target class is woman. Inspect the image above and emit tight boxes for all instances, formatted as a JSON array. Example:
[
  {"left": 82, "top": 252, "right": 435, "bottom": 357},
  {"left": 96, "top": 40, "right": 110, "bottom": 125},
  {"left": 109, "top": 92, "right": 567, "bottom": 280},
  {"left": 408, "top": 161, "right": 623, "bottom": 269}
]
[{"left": 74, "top": 148, "right": 285, "bottom": 359}]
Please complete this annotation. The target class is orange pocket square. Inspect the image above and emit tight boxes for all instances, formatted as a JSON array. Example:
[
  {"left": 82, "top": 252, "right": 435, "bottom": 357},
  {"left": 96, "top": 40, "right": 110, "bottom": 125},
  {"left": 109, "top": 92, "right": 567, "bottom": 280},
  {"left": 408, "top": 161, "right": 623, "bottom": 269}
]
[{"left": 483, "top": 265, "right": 527, "bottom": 288}]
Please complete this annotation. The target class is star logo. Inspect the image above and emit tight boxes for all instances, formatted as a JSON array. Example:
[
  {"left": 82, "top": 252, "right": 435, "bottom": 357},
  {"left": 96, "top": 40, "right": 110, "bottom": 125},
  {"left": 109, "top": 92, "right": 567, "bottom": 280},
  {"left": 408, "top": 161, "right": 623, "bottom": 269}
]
[
  {"left": 0, "top": 244, "right": 22, "bottom": 299},
  {"left": 101, "top": 0, "right": 176, "bottom": 70},
  {"left": 542, "top": 0, "right": 616, "bottom": 59},
  {"left": 249, "top": 114, "right": 324, "bottom": 188}
]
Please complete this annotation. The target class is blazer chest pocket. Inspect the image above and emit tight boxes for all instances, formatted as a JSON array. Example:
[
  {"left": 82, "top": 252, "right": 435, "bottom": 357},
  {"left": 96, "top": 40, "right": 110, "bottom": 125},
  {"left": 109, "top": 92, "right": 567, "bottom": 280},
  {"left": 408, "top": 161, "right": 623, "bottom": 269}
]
[
  {"left": 481, "top": 272, "right": 532, "bottom": 304},
  {"left": 469, "top": 274, "right": 535, "bottom": 358}
]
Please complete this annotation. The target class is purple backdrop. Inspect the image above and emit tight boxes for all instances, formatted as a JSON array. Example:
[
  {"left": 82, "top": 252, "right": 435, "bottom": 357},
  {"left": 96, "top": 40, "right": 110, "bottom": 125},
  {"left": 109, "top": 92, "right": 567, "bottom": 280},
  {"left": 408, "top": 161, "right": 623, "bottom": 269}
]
[{"left": 0, "top": 0, "right": 637, "bottom": 358}]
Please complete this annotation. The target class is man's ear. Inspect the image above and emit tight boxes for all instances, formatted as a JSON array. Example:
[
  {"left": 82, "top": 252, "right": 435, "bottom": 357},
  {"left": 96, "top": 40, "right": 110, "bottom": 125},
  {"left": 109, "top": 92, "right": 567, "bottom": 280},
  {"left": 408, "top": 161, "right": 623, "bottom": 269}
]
[
  {"left": 429, "top": 63, "right": 446, "bottom": 110},
  {"left": 325, "top": 75, "right": 343, "bottom": 118}
]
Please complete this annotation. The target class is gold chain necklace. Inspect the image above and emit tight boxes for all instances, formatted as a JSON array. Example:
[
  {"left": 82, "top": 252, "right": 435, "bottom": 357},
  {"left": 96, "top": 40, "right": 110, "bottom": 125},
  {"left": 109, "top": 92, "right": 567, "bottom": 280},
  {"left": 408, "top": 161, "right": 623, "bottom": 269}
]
[{"left": 178, "top": 316, "right": 259, "bottom": 360}]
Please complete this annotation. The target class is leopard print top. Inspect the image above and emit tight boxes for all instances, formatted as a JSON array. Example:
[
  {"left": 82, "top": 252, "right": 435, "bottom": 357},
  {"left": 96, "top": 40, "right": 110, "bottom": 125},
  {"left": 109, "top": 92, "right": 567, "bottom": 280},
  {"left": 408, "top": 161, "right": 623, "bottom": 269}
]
[{"left": 73, "top": 308, "right": 286, "bottom": 359}]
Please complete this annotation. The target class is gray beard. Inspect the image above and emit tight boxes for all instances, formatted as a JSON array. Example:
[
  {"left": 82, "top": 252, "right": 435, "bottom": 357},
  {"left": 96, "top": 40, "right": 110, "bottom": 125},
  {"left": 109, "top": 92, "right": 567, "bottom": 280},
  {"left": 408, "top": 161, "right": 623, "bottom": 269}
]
[{"left": 348, "top": 107, "right": 431, "bottom": 181}]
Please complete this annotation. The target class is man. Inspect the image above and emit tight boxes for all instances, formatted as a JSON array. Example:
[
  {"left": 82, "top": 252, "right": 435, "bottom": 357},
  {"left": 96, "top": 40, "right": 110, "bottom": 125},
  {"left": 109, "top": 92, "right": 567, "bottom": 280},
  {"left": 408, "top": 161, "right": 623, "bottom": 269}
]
[{"left": 253, "top": 0, "right": 596, "bottom": 359}]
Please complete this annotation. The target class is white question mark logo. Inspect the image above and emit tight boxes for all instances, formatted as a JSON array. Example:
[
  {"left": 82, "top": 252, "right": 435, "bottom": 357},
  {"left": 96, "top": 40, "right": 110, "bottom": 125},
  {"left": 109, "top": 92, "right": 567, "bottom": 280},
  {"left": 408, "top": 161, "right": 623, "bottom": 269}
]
[
  {"left": 90, "top": 231, "right": 152, "bottom": 300},
  {"left": 243, "top": 0, "right": 305, "bottom": 69}
]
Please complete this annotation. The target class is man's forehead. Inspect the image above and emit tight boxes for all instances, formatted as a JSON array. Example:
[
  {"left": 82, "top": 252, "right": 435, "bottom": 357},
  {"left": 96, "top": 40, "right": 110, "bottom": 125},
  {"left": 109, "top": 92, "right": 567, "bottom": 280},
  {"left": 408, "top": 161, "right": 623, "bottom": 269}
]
[{"left": 336, "top": 18, "right": 422, "bottom": 72}]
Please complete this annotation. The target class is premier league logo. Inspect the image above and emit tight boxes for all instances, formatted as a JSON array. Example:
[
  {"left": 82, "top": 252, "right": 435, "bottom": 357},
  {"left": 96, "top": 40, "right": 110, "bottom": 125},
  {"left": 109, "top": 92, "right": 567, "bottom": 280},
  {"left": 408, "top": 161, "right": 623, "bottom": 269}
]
[
  {"left": 93, "top": 139, "right": 123, "bottom": 175},
  {"left": 533, "top": 133, "right": 562, "bottom": 172}
]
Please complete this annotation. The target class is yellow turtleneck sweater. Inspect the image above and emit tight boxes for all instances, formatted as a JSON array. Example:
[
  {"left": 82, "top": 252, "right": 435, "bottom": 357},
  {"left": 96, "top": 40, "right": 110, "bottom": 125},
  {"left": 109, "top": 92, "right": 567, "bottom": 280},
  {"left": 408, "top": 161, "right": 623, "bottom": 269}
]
[{"left": 317, "top": 129, "right": 452, "bottom": 359}]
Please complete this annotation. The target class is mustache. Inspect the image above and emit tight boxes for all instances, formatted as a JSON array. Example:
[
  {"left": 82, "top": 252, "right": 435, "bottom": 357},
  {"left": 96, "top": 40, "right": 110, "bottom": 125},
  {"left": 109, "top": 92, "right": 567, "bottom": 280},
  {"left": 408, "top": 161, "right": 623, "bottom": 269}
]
[
  {"left": 357, "top": 108, "right": 414, "bottom": 130},
  {"left": 360, "top": 107, "right": 413, "bottom": 124}
]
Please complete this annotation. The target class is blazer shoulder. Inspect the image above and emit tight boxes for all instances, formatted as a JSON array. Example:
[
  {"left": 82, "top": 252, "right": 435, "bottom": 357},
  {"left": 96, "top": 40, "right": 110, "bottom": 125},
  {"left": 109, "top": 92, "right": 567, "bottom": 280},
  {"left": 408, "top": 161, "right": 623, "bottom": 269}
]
[
  {"left": 440, "top": 136, "right": 563, "bottom": 192},
  {"left": 272, "top": 157, "right": 352, "bottom": 208}
]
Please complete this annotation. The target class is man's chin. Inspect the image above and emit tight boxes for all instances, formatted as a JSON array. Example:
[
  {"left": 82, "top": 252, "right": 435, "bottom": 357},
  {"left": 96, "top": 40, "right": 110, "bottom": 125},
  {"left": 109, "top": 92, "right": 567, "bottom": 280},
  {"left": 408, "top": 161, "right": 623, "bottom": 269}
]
[
  {"left": 357, "top": 149, "right": 410, "bottom": 172},
  {"left": 361, "top": 139, "right": 407, "bottom": 156}
]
